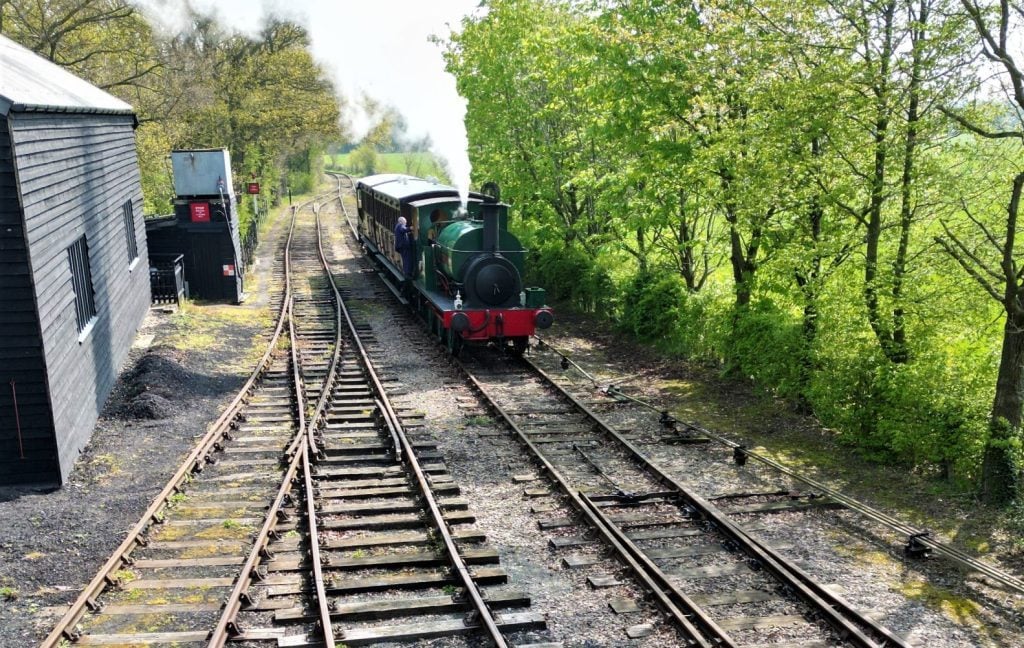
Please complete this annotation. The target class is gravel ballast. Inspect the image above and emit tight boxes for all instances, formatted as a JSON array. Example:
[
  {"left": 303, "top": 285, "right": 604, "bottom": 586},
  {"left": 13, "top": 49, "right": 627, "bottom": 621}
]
[{"left": 322, "top": 185, "right": 1022, "bottom": 647}]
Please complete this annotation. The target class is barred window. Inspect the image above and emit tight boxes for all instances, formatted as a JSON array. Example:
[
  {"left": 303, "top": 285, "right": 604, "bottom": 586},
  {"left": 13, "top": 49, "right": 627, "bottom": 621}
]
[
  {"left": 122, "top": 200, "right": 138, "bottom": 263},
  {"left": 67, "top": 235, "right": 97, "bottom": 334}
]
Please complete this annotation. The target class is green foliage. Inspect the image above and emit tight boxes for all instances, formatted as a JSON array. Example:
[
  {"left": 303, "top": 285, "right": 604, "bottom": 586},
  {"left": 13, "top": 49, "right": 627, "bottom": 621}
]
[
  {"left": 441, "top": 0, "right": 1024, "bottom": 499},
  {"left": 286, "top": 145, "right": 325, "bottom": 195},
  {"left": 807, "top": 330, "right": 992, "bottom": 480},
  {"left": 620, "top": 272, "right": 685, "bottom": 343},
  {"left": 349, "top": 143, "right": 378, "bottom": 176},
  {"left": 0, "top": 5, "right": 344, "bottom": 221},
  {"left": 528, "top": 241, "right": 614, "bottom": 314},
  {"left": 726, "top": 301, "right": 807, "bottom": 400}
]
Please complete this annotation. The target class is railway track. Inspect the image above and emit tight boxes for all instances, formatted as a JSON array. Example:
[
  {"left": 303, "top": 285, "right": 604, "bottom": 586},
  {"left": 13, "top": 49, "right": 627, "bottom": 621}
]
[
  {"left": 458, "top": 349, "right": 911, "bottom": 647},
  {"left": 531, "top": 340, "right": 1024, "bottom": 598},
  {"left": 327, "top": 172, "right": 972, "bottom": 647},
  {"left": 41, "top": 199, "right": 304, "bottom": 647},
  {"left": 43, "top": 183, "right": 546, "bottom": 647}
]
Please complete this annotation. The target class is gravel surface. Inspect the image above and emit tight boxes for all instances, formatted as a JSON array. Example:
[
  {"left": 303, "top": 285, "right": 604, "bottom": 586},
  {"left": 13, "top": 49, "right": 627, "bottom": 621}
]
[
  {"left": 0, "top": 205, "right": 292, "bottom": 646},
  {"left": 322, "top": 195, "right": 681, "bottom": 647},
  {"left": 529, "top": 314, "right": 1024, "bottom": 647}
]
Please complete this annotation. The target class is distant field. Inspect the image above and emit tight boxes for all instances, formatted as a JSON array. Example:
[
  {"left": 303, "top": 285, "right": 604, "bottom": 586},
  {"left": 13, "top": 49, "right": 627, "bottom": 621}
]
[{"left": 325, "top": 152, "right": 448, "bottom": 181}]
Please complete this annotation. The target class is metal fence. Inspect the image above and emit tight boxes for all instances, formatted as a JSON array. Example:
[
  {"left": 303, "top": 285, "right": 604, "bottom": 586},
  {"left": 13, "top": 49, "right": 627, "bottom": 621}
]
[
  {"left": 150, "top": 254, "right": 186, "bottom": 306},
  {"left": 240, "top": 203, "right": 267, "bottom": 270}
]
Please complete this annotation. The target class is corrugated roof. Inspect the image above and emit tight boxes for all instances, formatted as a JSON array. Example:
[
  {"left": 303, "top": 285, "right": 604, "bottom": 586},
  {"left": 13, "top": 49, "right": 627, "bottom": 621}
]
[{"left": 0, "top": 34, "right": 134, "bottom": 117}]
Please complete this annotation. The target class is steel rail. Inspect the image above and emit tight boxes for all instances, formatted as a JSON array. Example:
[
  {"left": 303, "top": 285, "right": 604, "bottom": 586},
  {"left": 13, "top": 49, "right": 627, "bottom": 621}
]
[
  {"left": 212, "top": 196, "right": 342, "bottom": 646},
  {"left": 325, "top": 172, "right": 358, "bottom": 240},
  {"left": 525, "top": 357, "right": 908, "bottom": 648},
  {"left": 457, "top": 363, "right": 724, "bottom": 648},
  {"left": 301, "top": 199, "right": 351, "bottom": 648},
  {"left": 305, "top": 200, "right": 345, "bottom": 456},
  {"left": 315, "top": 188, "right": 508, "bottom": 648},
  {"left": 207, "top": 300, "right": 309, "bottom": 647},
  {"left": 291, "top": 251, "right": 336, "bottom": 646},
  {"left": 536, "top": 336, "right": 1024, "bottom": 595},
  {"left": 210, "top": 199, "right": 321, "bottom": 645},
  {"left": 283, "top": 187, "right": 350, "bottom": 461},
  {"left": 40, "top": 206, "right": 300, "bottom": 648}
]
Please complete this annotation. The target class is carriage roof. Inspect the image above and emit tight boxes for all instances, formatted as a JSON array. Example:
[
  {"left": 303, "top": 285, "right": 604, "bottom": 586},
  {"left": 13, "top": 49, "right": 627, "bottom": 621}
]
[{"left": 357, "top": 174, "right": 487, "bottom": 205}]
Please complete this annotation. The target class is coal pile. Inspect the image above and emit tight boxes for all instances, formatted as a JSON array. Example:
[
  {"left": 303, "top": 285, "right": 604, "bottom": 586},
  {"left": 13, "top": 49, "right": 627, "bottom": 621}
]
[{"left": 112, "top": 348, "right": 191, "bottom": 420}]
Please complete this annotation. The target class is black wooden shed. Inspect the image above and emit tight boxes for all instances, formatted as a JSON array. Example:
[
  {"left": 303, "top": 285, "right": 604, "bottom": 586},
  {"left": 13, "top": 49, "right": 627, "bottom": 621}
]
[{"left": 0, "top": 35, "right": 151, "bottom": 486}]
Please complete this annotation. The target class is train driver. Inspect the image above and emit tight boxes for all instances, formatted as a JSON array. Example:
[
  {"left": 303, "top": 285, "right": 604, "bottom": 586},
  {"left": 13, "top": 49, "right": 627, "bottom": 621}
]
[{"left": 394, "top": 216, "right": 416, "bottom": 278}]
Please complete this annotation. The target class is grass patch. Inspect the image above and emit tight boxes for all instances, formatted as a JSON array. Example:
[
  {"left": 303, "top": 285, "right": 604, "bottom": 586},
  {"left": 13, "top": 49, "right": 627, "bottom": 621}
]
[
  {"left": 162, "top": 298, "right": 273, "bottom": 357},
  {"left": 114, "top": 569, "right": 137, "bottom": 585},
  {"left": 190, "top": 520, "right": 254, "bottom": 541},
  {"left": 898, "top": 579, "right": 987, "bottom": 629},
  {"left": 0, "top": 587, "right": 17, "bottom": 601}
]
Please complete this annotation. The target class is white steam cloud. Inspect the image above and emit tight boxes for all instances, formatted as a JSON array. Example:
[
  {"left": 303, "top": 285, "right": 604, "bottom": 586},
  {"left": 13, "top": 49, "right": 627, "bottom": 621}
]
[{"left": 132, "top": 0, "right": 478, "bottom": 200}]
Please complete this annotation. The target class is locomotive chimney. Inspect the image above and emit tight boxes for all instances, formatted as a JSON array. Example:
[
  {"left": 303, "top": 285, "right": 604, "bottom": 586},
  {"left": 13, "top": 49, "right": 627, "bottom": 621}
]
[{"left": 482, "top": 203, "right": 500, "bottom": 252}]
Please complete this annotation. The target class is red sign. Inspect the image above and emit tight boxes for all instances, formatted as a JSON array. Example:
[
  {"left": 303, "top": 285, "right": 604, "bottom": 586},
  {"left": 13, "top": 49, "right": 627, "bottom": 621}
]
[
  {"left": 189, "top": 202, "right": 211, "bottom": 223},
  {"left": 222, "top": 264, "right": 236, "bottom": 277},
  {"left": 246, "top": 182, "right": 261, "bottom": 195}
]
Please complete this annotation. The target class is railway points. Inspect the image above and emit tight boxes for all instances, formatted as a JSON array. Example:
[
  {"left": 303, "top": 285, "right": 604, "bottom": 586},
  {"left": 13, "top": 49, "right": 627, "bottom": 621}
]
[{"left": 23, "top": 174, "right": 1021, "bottom": 647}]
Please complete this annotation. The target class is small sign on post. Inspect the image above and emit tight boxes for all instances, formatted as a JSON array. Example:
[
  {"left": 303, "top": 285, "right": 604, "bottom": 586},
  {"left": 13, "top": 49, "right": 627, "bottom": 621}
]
[
  {"left": 189, "top": 202, "right": 211, "bottom": 223},
  {"left": 246, "top": 182, "right": 261, "bottom": 195}
]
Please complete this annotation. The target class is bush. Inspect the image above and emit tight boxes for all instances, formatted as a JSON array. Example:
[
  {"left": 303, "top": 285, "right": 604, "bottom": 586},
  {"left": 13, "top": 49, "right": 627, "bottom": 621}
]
[
  {"left": 725, "top": 299, "right": 806, "bottom": 399},
  {"left": 807, "top": 335, "right": 990, "bottom": 481},
  {"left": 620, "top": 272, "right": 685, "bottom": 342},
  {"left": 528, "top": 242, "right": 615, "bottom": 315},
  {"left": 287, "top": 170, "right": 315, "bottom": 194}
]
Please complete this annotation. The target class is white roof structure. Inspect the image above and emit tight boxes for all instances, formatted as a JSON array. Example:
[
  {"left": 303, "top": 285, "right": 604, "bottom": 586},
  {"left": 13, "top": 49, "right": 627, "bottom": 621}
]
[{"left": 0, "top": 33, "right": 133, "bottom": 116}]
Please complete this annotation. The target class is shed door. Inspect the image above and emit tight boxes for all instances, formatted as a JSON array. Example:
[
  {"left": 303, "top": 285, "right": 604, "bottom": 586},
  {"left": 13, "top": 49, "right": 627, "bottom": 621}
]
[{"left": 188, "top": 233, "right": 227, "bottom": 300}]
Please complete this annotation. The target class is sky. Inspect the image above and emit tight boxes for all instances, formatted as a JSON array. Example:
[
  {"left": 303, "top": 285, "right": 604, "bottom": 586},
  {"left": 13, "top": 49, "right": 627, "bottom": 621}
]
[{"left": 137, "top": 0, "right": 482, "bottom": 196}]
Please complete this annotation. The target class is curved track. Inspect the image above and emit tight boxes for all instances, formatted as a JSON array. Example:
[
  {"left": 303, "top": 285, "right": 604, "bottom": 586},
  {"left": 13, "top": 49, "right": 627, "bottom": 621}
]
[
  {"left": 331, "top": 173, "right": 993, "bottom": 648},
  {"left": 43, "top": 181, "right": 540, "bottom": 648}
]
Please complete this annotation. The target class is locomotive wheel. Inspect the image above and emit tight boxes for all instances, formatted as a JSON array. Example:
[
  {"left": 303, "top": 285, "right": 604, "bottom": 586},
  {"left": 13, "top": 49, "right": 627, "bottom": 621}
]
[
  {"left": 447, "top": 328, "right": 464, "bottom": 356},
  {"left": 511, "top": 336, "right": 528, "bottom": 356}
]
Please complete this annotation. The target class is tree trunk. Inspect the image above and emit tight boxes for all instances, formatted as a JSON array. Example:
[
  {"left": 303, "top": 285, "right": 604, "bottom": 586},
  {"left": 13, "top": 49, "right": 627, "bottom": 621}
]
[
  {"left": 729, "top": 222, "right": 752, "bottom": 309},
  {"left": 891, "top": 0, "right": 929, "bottom": 365},
  {"left": 720, "top": 168, "right": 758, "bottom": 309},
  {"left": 678, "top": 189, "right": 699, "bottom": 292},
  {"left": 981, "top": 308, "right": 1024, "bottom": 503},
  {"left": 635, "top": 226, "right": 648, "bottom": 275},
  {"left": 864, "top": 0, "right": 897, "bottom": 360},
  {"left": 795, "top": 184, "right": 824, "bottom": 409}
]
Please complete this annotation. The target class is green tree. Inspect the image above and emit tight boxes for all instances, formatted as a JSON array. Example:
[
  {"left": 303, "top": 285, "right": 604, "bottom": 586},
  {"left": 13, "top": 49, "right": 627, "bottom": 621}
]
[{"left": 937, "top": 0, "right": 1024, "bottom": 503}]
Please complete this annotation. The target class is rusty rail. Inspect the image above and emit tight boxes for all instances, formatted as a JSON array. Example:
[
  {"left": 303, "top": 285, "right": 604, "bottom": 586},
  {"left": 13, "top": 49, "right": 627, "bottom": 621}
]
[
  {"left": 41, "top": 207, "right": 299, "bottom": 648},
  {"left": 315, "top": 187, "right": 509, "bottom": 647}
]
